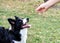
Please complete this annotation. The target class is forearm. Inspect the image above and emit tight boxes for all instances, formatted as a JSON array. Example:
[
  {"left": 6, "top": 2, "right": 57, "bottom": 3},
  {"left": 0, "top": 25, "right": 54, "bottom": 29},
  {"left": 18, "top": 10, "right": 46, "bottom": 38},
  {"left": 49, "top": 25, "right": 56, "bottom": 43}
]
[{"left": 45, "top": 0, "right": 60, "bottom": 7}]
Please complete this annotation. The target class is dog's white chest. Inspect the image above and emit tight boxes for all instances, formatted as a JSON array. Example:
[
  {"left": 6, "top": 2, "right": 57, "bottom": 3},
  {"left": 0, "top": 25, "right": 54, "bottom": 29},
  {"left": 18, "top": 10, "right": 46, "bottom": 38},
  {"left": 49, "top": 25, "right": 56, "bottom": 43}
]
[
  {"left": 13, "top": 40, "right": 21, "bottom": 43},
  {"left": 13, "top": 28, "right": 27, "bottom": 43}
]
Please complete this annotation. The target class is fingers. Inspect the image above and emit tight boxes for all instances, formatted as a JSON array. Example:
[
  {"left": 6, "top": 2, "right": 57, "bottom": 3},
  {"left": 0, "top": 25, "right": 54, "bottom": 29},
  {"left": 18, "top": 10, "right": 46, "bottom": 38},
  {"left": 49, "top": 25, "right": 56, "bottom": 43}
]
[
  {"left": 35, "top": 5, "right": 48, "bottom": 13},
  {"left": 35, "top": 3, "right": 48, "bottom": 13},
  {"left": 36, "top": 7, "right": 46, "bottom": 13}
]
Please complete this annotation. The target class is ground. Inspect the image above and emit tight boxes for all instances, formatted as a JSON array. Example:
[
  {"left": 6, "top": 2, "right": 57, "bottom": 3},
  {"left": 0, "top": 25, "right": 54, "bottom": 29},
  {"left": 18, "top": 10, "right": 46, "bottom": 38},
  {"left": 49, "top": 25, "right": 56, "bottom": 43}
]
[{"left": 0, "top": 0, "right": 60, "bottom": 43}]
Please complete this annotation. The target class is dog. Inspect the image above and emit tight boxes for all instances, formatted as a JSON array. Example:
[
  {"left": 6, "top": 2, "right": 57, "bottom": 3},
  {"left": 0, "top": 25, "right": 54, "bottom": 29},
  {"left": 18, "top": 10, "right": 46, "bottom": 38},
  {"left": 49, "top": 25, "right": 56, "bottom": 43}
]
[{"left": 0, "top": 16, "right": 31, "bottom": 43}]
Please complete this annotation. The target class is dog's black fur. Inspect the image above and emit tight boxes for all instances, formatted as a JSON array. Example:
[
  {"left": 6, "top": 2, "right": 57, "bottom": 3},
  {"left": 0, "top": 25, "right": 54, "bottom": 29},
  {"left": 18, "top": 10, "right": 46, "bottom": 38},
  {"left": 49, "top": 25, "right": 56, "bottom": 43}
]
[{"left": 0, "top": 16, "right": 29, "bottom": 43}]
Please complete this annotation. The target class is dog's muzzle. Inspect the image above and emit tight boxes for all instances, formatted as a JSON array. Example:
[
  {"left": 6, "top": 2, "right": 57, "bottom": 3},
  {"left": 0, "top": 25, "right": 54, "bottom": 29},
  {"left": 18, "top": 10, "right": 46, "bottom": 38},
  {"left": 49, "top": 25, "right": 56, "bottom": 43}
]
[{"left": 22, "top": 24, "right": 31, "bottom": 28}]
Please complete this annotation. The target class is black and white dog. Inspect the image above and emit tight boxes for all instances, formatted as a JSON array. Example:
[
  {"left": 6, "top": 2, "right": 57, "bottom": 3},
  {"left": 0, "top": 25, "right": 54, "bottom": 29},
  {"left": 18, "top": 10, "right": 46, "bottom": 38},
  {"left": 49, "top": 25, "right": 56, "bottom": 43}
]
[{"left": 0, "top": 16, "right": 31, "bottom": 43}]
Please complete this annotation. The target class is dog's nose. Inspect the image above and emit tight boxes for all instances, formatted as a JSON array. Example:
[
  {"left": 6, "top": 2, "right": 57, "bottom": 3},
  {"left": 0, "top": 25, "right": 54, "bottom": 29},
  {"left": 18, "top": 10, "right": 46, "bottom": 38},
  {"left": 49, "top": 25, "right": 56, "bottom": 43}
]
[{"left": 27, "top": 18, "right": 29, "bottom": 22}]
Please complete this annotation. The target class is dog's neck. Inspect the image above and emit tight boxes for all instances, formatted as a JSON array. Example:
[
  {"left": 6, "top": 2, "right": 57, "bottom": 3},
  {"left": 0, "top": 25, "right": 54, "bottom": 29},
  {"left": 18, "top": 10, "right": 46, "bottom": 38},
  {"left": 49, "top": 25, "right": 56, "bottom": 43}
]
[
  {"left": 9, "top": 26, "right": 21, "bottom": 41},
  {"left": 9, "top": 26, "right": 21, "bottom": 33},
  {"left": 9, "top": 26, "right": 21, "bottom": 37}
]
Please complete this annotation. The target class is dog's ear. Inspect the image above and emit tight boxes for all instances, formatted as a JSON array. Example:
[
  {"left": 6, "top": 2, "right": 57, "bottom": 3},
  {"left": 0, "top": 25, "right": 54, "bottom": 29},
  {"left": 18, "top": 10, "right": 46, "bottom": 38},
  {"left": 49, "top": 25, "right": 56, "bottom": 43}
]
[
  {"left": 8, "top": 18, "right": 16, "bottom": 25},
  {"left": 15, "top": 16, "right": 19, "bottom": 20},
  {"left": 15, "top": 16, "right": 22, "bottom": 20}
]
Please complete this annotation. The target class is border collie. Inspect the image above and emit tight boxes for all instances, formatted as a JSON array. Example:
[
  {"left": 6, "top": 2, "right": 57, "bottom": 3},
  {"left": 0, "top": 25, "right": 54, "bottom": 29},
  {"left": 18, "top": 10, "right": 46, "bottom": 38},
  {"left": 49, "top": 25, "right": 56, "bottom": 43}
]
[{"left": 0, "top": 16, "right": 31, "bottom": 43}]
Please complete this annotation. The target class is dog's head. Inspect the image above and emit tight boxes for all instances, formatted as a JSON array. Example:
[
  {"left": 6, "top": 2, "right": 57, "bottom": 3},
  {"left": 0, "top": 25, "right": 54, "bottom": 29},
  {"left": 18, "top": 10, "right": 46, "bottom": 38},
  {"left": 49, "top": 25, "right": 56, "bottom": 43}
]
[{"left": 8, "top": 16, "right": 31, "bottom": 30}]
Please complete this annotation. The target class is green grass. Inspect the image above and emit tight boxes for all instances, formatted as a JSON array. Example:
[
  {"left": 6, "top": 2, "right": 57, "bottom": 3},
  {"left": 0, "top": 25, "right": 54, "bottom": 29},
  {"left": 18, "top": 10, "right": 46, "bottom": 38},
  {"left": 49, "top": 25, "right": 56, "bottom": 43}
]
[{"left": 0, "top": 0, "right": 60, "bottom": 43}]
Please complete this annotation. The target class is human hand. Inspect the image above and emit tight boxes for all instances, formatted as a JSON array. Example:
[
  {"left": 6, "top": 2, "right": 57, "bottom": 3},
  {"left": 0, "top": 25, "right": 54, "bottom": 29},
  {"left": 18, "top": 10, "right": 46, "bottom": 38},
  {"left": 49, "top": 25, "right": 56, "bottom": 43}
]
[
  {"left": 36, "top": 3, "right": 50, "bottom": 13},
  {"left": 36, "top": 0, "right": 60, "bottom": 13}
]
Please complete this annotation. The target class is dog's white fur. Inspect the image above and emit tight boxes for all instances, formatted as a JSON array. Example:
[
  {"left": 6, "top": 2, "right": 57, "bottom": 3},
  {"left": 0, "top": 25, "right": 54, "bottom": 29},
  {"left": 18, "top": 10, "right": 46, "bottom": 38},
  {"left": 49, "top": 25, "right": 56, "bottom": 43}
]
[
  {"left": 9, "top": 18, "right": 28, "bottom": 43},
  {"left": 13, "top": 28, "right": 27, "bottom": 43}
]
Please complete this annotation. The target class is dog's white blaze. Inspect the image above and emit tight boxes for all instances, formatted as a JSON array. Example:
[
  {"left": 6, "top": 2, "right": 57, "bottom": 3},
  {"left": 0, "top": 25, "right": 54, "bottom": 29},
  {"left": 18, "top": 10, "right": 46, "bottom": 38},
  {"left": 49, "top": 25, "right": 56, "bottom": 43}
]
[{"left": 23, "top": 18, "right": 27, "bottom": 24}]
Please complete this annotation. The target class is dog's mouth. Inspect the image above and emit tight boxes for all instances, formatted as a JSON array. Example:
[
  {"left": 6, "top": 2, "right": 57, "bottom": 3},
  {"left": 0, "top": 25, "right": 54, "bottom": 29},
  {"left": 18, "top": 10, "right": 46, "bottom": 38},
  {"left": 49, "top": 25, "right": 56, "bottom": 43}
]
[{"left": 22, "top": 24, "right": 31, "bottom": 28}]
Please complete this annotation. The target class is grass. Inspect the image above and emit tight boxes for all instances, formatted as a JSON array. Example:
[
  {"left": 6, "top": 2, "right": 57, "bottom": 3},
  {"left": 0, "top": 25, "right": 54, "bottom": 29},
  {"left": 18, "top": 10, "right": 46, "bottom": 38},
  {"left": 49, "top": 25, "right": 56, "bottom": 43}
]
[{"left": 0, "top": 0, "right": 60, "bottom": 43}]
